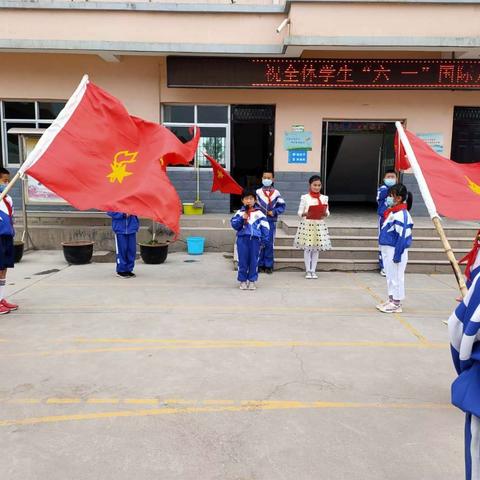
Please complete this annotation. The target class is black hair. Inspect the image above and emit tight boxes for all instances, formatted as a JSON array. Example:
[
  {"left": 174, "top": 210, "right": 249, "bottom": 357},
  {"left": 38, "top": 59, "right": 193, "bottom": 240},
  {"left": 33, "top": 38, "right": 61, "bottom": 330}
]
[
  {"left": 0, "top": 167, "right": 10, "bottom": 176},
  {"left": 241, "top": 189, "right": 257, "bottom": 200},
  {"left": 389, "top": 183, "right": 413, "bottom": 211},
  {"left": 384, "top": 169, "right": 397, "bottom": 176},
  {"left": 262, "top": 170, "right": 274, "bottom": 176},
  {"left": 309, "top": 175, "right": 322, "bottom": 185}
]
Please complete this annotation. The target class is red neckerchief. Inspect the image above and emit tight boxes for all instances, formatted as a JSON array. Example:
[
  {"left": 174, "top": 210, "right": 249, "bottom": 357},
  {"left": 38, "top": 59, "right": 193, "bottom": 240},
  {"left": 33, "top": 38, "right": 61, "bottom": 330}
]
[
  {"left": 459, "top": 230, "right": 480, "bottom": 280},
  {"left": 383, "top": 203, "right": 407, "bottom": 220},
  {"left": 263, "top": 187, "right": 274, "bottom": 207},
  {"left": 309, "top": 191, "right": 321, "bottom": 205},
  {"left": 3, "top": 197, "right": 12, "bottom": 221},
  {"left": 243, "top": 206, "right": 256, "bottom": 225}
]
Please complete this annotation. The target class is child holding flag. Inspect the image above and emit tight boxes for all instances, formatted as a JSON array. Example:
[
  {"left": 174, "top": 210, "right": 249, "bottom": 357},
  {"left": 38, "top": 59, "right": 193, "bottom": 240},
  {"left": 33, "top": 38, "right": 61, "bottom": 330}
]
[
  {"left": 0, "top": 168, "right": 18, "bottom": 314},
  {"left": 377, "top": 183, "right": 414, "bottom": 314},
  {"left": 231, "top": 190, "right": 270, "bottom": 290},
  {"left": 256, "top": 171, "right": 286, "bottom": 274},
  {"left": 377, "top": 170, "right": 398, "bottom": 276},
  {"left": 108, "top": 212, "right": 139, "bottom": 278}
]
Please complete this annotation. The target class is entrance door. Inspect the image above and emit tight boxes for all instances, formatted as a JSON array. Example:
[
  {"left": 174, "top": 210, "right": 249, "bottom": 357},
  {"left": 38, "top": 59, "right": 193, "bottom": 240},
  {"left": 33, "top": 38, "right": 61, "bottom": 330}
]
[
  {"left": 231, "top": 105, "right": 275, "bottom": 211},
  {"left": 451, "top": 107, "right": 480, "bottom": 163},
  {"left": 321, "top": 121, "right": 396, "bottom": 205}
]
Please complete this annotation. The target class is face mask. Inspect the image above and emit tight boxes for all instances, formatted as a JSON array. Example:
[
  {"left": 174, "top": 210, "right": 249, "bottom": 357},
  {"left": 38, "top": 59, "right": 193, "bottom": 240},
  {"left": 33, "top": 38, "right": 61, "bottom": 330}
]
[
  {"left": 384, "top": 178, "right": 396, "bottom": 187},
  {"left": 0, "top": 184, "right": 7, "bottom": 193},
  {"left": 386, "top": 196, "right": 395, "bottom": 208},
  {"left": 262, "top": 179, "right": 273, "bottom": 188}
]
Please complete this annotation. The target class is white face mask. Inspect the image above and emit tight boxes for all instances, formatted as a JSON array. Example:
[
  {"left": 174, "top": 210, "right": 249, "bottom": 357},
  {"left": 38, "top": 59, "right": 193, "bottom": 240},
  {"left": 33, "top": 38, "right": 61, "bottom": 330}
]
[
  {"left": 262, "top": 179, "right": 273, "bottom": 187},
  {"left": 384, "top": 178, "right": 396, "bottom": 187},
  {"left": 386, "top": 196, "right": 395, "bottom": 207}
]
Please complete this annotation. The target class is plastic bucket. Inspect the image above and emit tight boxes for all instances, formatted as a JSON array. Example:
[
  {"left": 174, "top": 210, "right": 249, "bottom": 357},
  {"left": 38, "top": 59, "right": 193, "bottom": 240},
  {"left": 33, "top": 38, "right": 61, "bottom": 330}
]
[
  {"left": 186, "top": 236, "right": 205, "bottom": 255},
  {"left": 183, "top": 203, "right": 204, "bottom": 215}
]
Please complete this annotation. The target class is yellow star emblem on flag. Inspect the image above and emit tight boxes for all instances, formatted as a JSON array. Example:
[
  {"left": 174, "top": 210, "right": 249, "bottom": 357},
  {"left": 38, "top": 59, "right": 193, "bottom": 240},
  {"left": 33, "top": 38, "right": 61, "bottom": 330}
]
[
  {"left": 466, "top": 176, "right": 480, "bottom": 196},
  {"left": 217, "top": 170, "right": 224, "bottom": 179},
  {"left": 107, "top": 150, "right": 138, "bottom": 184}
]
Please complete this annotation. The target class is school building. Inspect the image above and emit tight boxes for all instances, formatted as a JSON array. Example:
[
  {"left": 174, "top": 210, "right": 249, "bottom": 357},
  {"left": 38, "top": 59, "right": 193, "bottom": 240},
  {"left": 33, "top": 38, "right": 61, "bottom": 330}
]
[{"left": 2, "top": 0, "right": 480, "bottom": 222}]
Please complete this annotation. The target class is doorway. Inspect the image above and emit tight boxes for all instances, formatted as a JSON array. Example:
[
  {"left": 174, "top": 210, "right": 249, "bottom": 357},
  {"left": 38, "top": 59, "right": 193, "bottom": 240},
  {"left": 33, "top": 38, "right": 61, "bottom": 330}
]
[
  {"left": 230, "top": 105, "right": 275, "bottom": 211},
  {"left": 321, "top": 121, "right": 396, "bottom": 206},
  {"left": 451, "top": 107, "right": 480, "bottom": 164}
]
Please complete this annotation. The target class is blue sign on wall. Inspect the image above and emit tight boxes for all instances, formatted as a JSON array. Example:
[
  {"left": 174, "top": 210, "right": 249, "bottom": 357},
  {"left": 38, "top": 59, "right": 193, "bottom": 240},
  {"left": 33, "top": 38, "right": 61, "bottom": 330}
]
[{"left": 288, "top": 149, "right": 308, "bottom": 164}]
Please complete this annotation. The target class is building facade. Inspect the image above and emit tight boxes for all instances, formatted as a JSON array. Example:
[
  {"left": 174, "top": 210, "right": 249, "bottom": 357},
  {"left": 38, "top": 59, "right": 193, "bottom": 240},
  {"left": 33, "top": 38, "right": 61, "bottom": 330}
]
[{"left": 2, "top": 0, "right": 480, "bottom": 215}]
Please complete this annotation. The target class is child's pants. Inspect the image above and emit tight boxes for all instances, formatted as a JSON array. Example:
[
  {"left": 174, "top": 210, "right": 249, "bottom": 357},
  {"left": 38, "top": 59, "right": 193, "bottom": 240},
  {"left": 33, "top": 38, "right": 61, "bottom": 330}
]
[
  {"left": 380, "top": 245, "right": 408, "bottom": 301},
  {"left": 115, "top": 233, "right": 136, "bottom": 273},
  {"left": 237, "top": 236, "right": 261, "bottom": 282},
  {"left": 304, "top": 247, "right": 319, "bottom": 273},
  {"left": 259, "top": 221, "right": 276, "bottom": 269},
  {"left": 378, "top": 217, "right": 384, "bottom": 270}
]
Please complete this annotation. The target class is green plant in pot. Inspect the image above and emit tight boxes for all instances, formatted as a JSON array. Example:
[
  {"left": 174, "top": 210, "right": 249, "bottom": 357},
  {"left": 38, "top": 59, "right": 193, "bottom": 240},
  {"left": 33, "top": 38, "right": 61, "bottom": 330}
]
[{"left": 139, "top": 220, "right": 173, "bottom": 264}]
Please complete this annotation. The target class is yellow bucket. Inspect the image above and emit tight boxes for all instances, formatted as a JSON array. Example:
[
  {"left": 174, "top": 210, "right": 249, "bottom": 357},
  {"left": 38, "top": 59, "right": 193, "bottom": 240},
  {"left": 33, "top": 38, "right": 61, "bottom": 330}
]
[{"left": 183, "top": 203, "right": 204, "bottom": 215}]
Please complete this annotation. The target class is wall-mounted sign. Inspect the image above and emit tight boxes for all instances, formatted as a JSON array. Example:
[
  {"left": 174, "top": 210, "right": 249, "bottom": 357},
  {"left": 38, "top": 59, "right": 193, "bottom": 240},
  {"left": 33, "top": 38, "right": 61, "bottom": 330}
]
[
  {"left": 168, "top": 57, "right": 480, "bottom": 90},
  {"left": 416, "top": 133, "right": 444, "bottom": 154},
  {"left": 291, "top": 124, "right": 304, "bottom": 132},
  {"left": 284, "top": 131, "right": 312, "bottom": 151},
  {"left": 288, "top": 150, "right": 308, "bottom": 164}
]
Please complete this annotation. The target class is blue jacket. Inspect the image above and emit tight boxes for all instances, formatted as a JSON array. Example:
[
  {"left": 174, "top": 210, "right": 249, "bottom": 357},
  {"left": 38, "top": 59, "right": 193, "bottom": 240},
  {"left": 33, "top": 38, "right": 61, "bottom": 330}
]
[
  {"left": 0, "top": 195, "right": 14, "bottom": 236},
  {"left": 379, "top": 208, "right": 413, "bottom": 263},
  {"left": 255, "top": 187, "right": 286, "bottom": 222},
  {"left": 108, "top": 212, "right": 139, "bottom": 235},
  {"left": 376, "top": 184, "right": 390, "bottom": 219},
  {"left": 231, "top": 206, "right": 270, "bottom": 243}
]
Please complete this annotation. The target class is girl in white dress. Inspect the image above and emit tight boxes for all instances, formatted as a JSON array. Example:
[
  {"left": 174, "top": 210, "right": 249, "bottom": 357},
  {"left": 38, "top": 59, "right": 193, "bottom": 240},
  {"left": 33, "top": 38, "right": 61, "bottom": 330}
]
[{"left": 294, "top": 175, "right": 332, "bottom": 279}]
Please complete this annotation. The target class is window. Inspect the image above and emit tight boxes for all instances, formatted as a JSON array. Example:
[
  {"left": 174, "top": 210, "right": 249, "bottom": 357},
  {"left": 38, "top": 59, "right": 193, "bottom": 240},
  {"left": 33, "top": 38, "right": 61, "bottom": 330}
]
[
  {"left": 1, "top": 100, "right": 66, "bottom": 166},
  {"left": 162, "top": 104, "right": 230, "bottom": 169}
]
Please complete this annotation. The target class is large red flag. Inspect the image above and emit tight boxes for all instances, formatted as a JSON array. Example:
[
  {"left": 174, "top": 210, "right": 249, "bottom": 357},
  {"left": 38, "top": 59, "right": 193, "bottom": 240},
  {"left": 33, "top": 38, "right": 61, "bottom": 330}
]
[
  {"left": 394, "top": 131, "right": 411, "bottom": 171},
  {"left": 19, "top": 76, "right": 199, "bottom": 235},
  {"left": 403, "top": 128, "right": 480, "bottom": 220},
  {"left": 204, "top": 153, "right": 243, "bottom": 195}
]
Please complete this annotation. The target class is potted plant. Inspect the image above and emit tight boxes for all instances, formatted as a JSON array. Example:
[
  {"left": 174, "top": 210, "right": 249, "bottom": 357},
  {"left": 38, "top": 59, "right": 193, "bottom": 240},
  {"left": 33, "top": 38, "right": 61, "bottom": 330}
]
[
  {"left": 62, "top": 240, "right": 95, "bottom": 265},
  {"left": 139, "top": 221, "right": 173, "bottom": 264}
]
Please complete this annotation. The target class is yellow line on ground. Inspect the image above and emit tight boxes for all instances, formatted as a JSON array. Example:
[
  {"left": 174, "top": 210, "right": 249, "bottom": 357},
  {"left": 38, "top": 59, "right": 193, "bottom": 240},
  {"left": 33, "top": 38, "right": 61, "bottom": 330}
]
[
  {"left": 0, "top": 401, "right": 454, "bottom": 427},
  {"left": 0, "top": 340, "right": 447, "bottom": 358},
  {"left": 46, "top": 398, "right": 82, "bottom": 404},
  {"left": 124, "top": 399, "right": 159, "bottom": 405},
  {"left": 86, "top": 399, "right": 119, "bottom": 405},
  {"left": 350, "top": 274, "right": 429, "bottom": 343},
  {"left": 7, "top": 399, "right": 41, "bottom": 405}
]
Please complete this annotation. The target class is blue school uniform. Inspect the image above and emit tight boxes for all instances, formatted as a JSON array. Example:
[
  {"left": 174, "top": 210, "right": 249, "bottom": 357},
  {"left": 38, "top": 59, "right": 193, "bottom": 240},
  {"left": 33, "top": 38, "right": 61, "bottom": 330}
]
[
  {"left": 379, "top": 208, "right": 413, "bottom": 262},
  {"left": 376, "top": 184, "right": 390, "bottom": 269},
  {"left": 231, "top": 207, "right": 270, "bottom": 282},
  {"left": 0, "top": 195, "right": 15, "bottom": 270},
  {"left": 108, "top": 212, "right": 139, "bottom": 273},
  {"left": 256, "top": 187, "right": 286, "bottom": 269}
]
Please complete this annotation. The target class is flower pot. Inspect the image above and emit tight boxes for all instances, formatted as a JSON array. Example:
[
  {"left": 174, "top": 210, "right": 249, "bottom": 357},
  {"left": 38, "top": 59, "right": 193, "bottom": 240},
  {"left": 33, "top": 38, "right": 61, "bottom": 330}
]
[
  {"left": 14, "top": 241, "right": 24, "bottom": 263},
  {"left": 139, "top": 243, "right": 169, "bottom": 264},
  {"left": 62, "top": 241, "right": 94, "bottom": 265}
]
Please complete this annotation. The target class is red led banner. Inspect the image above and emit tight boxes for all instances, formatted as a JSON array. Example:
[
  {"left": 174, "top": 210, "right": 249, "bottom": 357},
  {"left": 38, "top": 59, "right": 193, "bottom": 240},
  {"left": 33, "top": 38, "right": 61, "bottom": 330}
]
[{"left": 167, "top": 57, "right": 480, "bottom": 89}]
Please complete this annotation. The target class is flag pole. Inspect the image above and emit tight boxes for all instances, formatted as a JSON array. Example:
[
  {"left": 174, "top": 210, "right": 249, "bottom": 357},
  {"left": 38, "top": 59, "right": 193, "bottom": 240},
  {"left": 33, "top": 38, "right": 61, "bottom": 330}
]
[{"left": 395, "top": 121, "right": 467, "bottom": 297}]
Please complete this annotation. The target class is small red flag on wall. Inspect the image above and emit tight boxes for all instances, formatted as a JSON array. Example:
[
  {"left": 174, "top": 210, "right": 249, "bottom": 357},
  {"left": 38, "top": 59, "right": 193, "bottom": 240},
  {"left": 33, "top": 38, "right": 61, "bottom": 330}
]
[{"left": 204, "top": 153, "right": 243, "bottom": 195}]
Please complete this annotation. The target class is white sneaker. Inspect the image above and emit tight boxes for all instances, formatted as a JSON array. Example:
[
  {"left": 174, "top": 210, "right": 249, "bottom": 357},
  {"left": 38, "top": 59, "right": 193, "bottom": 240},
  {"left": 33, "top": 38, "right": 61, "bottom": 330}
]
[
  {"left": 305, "top": 272, "right": 313, "bottom": 279},
  {"left": 239, "top": 282, "right": 248, "bottom": 290},
  {"left": 380, "top": 269, "right": 386, "bottom": 277},
  {"left": 375, "top": 299, "right": 390, "bottom": 310},
  {"left": 311, "top": 272, "right": 318, "bottom": 279},
  {"left": 378, "top": 302, "right": 403, "bottom": 314},
  {"left": 248, "top": 282, "right": 257, "bottom": 291}
]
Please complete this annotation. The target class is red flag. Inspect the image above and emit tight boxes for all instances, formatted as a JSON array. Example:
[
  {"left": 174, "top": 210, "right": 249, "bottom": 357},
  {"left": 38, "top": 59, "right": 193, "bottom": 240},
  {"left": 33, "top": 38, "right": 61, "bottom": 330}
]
[
  {"left": 19, "top": 76, "right": 199, "bottom": 235},
  {"left": 394, "top": 131, "right": 411, "bottom": 171},
  {"left": 161, "top": 127, "right": 199, "bottom": 168},
  {"left": 204, "top": 153, "right": 243, "bottom": 195},
  {"left": 403, "top": 128, "right": 480, "bottom": 220}
]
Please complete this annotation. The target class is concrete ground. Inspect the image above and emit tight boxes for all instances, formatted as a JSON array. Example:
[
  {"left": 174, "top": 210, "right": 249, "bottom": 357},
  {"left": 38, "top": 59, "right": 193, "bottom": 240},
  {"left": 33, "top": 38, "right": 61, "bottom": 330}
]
[{"left": 0, "top": 250, "right": 464, "bottom": 479}]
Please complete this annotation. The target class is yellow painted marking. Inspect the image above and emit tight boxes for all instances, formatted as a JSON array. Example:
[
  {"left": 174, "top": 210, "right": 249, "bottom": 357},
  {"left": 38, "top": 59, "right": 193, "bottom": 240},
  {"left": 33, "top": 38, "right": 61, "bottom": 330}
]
[
  {"left": 351, "top": 274, "right": 428, "bottom": 343},
  {"left": 124, "top": 399, "right": 159, "bottom": 405},
  {"left": 0, "top": 340, "right": 447, "bottom": 358},
  {"left": 46, "top": 398, "right": 82, "bottom": 405},
  {"left": 86, "top": 399, "right": 119, "bottom": 405},
  {"left": 203, "top": 400, "right": 235, "bottom": 405},
  {"left": 7, "top": 399, "right": 41, "bottom": 405},
  {"left": 164, "top": 399, "right": 196, "bottom": 405},
  {"left": 0, "top": 401, "right": 454, "bottom": 428}
]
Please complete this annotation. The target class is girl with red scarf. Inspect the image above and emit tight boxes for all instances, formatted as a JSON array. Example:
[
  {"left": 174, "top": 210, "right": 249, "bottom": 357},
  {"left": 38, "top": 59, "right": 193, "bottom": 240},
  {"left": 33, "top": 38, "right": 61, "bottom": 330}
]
[
  {"left": 377, "top": 183, "right": 414, "bottom": 314},
  {"left": 293, "top": 175, "right": 332, "bottom": 279}
]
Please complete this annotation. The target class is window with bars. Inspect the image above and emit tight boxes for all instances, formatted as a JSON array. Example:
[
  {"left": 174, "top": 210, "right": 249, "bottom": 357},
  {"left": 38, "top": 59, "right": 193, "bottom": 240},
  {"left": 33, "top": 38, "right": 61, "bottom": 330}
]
[
  {"left": 1, "top": 101, "right": 66, "bottom": 166},
  {"left": 162, "top": 104, "right": 230, "bottom": 168}
]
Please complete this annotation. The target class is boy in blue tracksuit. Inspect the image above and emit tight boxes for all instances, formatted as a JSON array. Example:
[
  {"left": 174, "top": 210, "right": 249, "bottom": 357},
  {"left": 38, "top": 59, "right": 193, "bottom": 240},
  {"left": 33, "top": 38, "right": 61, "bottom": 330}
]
[
  {"left": 256, "top": 171, "right": 286, "bottom": 274},
  {"left": 107, "top": 212, "right": 139, "bottom": 278},
  {"left": 377, "top": 170, "right": 398, "bottom": 275},
  {"left": 231, "top": 190, "right": 270, "bottom": 291}
]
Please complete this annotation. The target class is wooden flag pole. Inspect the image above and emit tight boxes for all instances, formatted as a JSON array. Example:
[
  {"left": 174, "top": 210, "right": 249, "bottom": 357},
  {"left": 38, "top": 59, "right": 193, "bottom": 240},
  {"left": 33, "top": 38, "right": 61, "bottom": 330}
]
[{"left": 395, "top": 122, "right": 467, "bottom": 297}]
